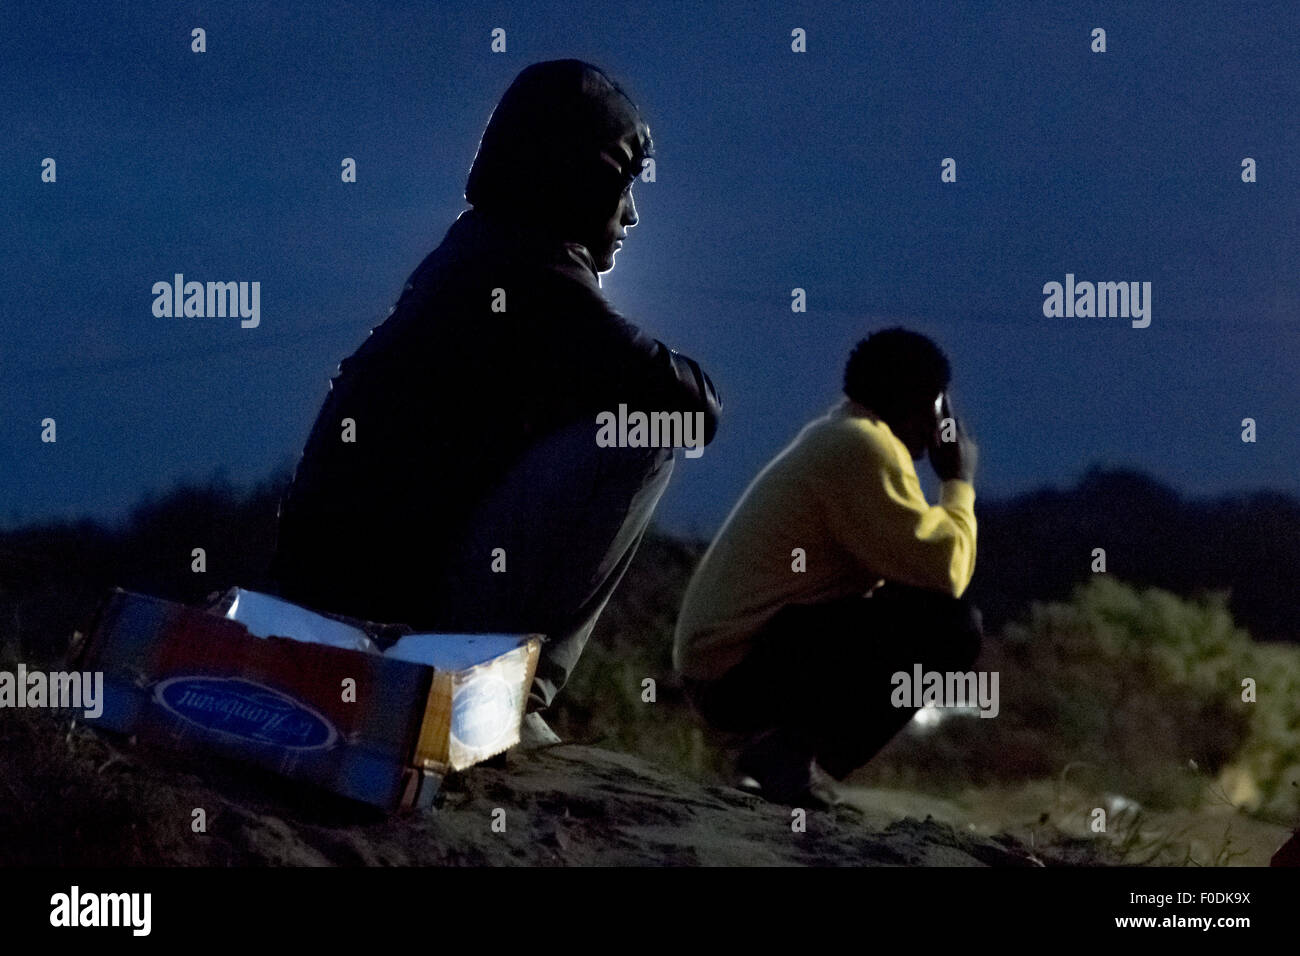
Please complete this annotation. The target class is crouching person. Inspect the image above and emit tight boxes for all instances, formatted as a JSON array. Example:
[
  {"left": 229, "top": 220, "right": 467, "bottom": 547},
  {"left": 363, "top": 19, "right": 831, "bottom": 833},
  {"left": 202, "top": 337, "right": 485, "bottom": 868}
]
[
  {"left": 272, "top": 61, "right": 720, "bottom": 748},
  {"left": 673, "top": 328, "right": 983, "bottom": 805}
]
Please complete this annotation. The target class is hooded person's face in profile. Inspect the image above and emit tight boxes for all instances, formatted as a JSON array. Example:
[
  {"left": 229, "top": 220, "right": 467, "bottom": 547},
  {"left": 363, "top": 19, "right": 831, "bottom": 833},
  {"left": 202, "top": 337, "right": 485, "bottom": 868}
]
[
  {"left": 465, "top": 61, "right": 652, "bottom": 273},
  {"left": 564, "top": 132, "right": 641, "bottom": 274}
]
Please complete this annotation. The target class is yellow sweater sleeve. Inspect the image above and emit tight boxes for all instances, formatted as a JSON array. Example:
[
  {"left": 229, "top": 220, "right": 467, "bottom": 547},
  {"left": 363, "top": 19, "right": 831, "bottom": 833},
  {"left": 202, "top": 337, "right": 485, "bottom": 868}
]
[{"left": 817, "top": 424, "right": 977, "bottom": 598}]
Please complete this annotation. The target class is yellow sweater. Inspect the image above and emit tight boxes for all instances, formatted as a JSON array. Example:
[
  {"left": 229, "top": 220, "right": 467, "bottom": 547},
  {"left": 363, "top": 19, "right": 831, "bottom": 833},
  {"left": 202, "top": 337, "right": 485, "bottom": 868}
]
[{"left": 673, "top": 401, "right": 977, "bottom": 682}]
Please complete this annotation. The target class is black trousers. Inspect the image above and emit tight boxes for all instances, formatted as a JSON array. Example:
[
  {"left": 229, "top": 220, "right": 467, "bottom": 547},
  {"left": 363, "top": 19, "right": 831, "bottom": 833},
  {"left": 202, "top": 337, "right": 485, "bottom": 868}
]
[
  {"left": 421, "top": 420, "right": 676, "bottom": 712},
  {"left": 685, "top": 583, "right": 984, "bottom": 780},
  {"left": 275, "top": 420, "right": 675, "bottom": 713}
]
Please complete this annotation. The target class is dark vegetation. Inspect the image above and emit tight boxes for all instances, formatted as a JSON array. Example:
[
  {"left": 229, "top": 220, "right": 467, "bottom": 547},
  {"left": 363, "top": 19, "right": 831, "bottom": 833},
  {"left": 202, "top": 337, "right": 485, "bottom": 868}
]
[{"left": 1, "top": 464, "right": 1297, "bottom": 862}]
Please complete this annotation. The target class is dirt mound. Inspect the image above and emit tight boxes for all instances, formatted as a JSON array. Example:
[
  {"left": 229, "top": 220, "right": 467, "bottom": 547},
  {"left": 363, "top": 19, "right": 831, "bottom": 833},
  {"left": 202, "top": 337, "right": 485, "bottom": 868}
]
[{"left": 0, "top": 709, "right": 1109, "bottom": 866}]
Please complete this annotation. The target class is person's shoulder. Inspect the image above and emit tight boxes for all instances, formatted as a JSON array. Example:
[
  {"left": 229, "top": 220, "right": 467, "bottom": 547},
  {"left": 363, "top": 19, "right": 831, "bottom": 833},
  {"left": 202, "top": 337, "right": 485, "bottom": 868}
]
[
  {"left": 550, "top": 243, "right": 602, "bottom": 288},
  {"left": 802, "top": 405, "right": 901, "bottom": 462},
  {"left": 530, "top": 247, "right": 611, "bottom": 316},
  {"left": 430, "top": 208, "right": 596, "bottom": 289}
]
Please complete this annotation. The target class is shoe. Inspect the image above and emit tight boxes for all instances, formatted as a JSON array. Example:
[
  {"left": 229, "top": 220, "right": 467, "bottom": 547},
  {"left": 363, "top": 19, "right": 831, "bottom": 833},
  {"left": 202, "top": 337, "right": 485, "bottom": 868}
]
[
  {"left": 807, "top": 761, "right": 855, "bottom": 811},
  {"left": 737, "top": 761, "right": 848, "bottom": 812},
  {"left": 735, "top": 729, "right": 823, "bottom": 807},
  {"left": 517, "top": 711, "right": 562, "bottom": 749}
]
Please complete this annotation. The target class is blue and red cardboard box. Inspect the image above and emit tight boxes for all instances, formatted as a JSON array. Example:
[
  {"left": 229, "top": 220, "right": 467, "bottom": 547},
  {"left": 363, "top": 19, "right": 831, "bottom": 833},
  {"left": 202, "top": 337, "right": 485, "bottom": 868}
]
[{"left": 74, "top": 587, "right": 541, "bottom": 810}]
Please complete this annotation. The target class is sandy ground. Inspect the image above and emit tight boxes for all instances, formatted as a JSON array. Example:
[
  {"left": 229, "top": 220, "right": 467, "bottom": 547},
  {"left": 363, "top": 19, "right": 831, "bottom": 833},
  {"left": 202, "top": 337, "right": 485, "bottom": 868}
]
[
  {"left": 8, "top": 707, "right": 1285, "bottom": 866},
  {"left": 1, "top": 708, "right": 1115, "bottom": 866},
  {"left": 834, "top": 781, "right": 1291, "bottom": 867},
  {"left": 425, "top": 744, "right": 1085, "bottom": 866}
]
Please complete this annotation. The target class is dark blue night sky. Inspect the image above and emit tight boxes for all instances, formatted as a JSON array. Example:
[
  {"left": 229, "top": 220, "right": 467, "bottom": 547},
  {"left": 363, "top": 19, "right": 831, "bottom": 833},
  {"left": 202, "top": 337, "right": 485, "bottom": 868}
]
[{"left": 3, "top": 0, "right": 1297, "bottom": 538}]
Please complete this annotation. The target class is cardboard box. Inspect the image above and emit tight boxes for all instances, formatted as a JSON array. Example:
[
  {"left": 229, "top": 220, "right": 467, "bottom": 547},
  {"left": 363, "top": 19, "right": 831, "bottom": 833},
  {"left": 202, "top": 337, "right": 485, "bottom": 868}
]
[{"left": 75, "top": 587, "right": 541, "bottom": 810}]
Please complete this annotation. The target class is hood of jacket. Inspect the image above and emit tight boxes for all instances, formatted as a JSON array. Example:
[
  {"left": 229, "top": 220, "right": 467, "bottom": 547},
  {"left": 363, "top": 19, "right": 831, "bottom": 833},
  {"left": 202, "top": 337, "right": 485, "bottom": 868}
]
[{"left": 464, "top": 59, "right": 653, "bottom": 233}]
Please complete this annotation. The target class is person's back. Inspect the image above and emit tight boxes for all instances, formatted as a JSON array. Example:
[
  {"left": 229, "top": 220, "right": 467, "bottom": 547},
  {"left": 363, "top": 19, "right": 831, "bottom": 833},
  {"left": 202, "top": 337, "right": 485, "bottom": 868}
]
[{"left": 274, "top": 207, "right": 682, "bottom": 627}]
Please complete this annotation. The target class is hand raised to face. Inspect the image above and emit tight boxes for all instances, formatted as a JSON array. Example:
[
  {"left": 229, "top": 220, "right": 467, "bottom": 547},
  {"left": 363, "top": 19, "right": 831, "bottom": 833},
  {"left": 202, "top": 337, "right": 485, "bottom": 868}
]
[{"left": 929, "top": 392, "right": 978, "bottom": 483}]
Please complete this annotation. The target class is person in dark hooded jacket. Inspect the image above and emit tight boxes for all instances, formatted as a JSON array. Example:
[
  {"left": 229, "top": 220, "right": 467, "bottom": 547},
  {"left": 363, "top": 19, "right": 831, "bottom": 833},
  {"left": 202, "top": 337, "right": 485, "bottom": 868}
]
[{"left": 271, "top": 60, "right": 721, "bottom": 744}]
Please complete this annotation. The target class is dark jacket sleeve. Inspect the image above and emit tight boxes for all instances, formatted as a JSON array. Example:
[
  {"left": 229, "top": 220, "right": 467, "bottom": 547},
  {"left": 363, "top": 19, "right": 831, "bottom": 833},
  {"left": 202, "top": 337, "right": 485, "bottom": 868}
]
[{"left": 529, "top": 263, "right": 722, "bottom": 444}]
